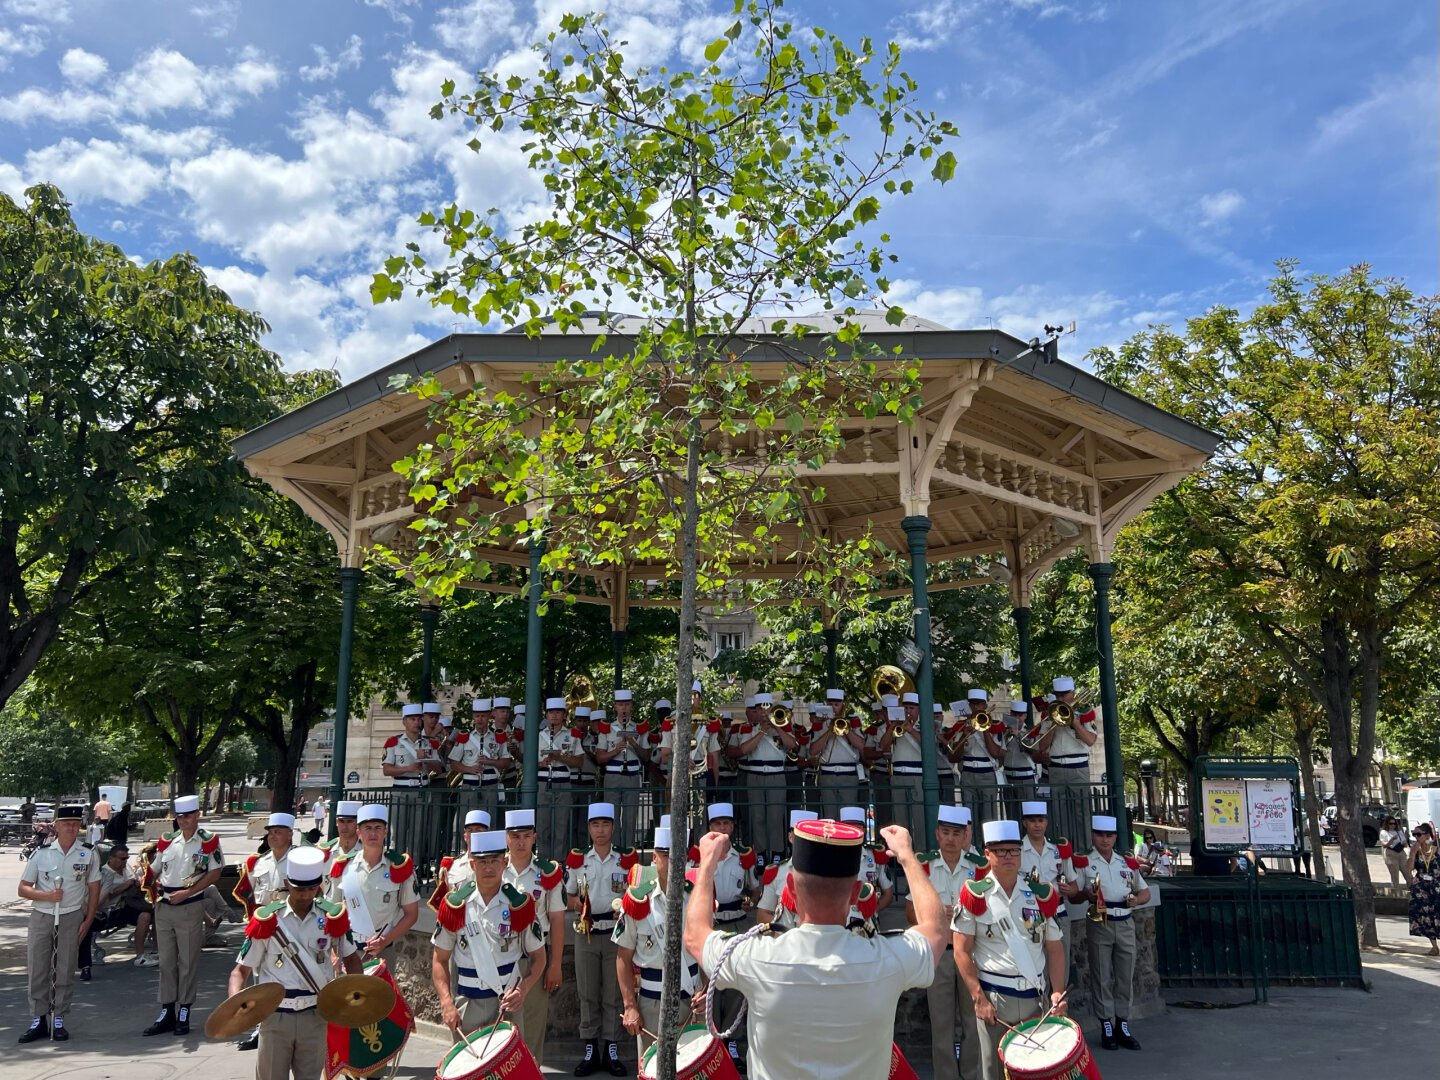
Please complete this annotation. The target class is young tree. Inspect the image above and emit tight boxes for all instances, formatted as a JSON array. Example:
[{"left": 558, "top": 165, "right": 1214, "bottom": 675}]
[
  {"left": 0, "top": 184, "right": 279, "bottom": 709},
  {"left": 1091, "top": 263, "right": 1440, "bottom": 945},
  {"left": 373, "top": 2, "right": 957, "bottom": 1067}
]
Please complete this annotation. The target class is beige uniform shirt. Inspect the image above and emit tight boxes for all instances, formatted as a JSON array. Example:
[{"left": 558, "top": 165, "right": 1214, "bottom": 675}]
[
  {"left": 565, "top": 849, "right": 627, "bottom": 933},
  {"left": 333, "top": 853, "right": 418, "bottom": 937},
  {"left": 537, "top": 726, "right": 581, "bottom": 783},
  {"left": 154, "top": 831, "right": 225, "bottom": 892},
  {"left": 1079, "top": 850, "right": 1148, "bottom": 914},
  {"left": 951, "top": 877, "right": 1062, "bottom": 991},
  {"left": 432, "top": 885, "right": 544, "bottom": 998},
  {"left": 503, "top": 857, "right": 567, "bottom": 946},
  {"left": 23, "top": 839, "right": 100, "bottom": 915},
  {"left": 925, "top": 850, "right": 982, "bottom": 911},
  {"left": 449, "top": 729, "right": 507, "bottom": 784},
  {"left": 757, "top": 858, "right": 797, "bottom": 930},
  {"left": 1047, "top": 711, "right": 1096, "bottom": 768},
  {"left": 612, "top": 886, "right": 699, "bottom": 997},
  {"left": 99, "top": 862, "right": 135, "bottom": 914},
  {"left": 1021, "top": 839, "right": 1062, "bottom": 886},
  {"left": 237, "top": 901, "right": 358, "bottom": 1011},
  {"left": 382, "top": 732, "right": 427, "bottom": 787},
  {"left": 248, "top": 849, "right": 291, "bottom": 909}
]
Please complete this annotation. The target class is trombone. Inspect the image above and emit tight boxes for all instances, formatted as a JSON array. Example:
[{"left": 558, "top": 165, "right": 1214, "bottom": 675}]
[{"left": 1051, "top": 689, "right": 1095, "bottom": 728}]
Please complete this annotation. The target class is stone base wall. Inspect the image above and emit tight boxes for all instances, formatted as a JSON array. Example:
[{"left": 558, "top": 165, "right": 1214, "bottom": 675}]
[{"left": 390, "top": 911, "right": 1163, "bottom": 1046}]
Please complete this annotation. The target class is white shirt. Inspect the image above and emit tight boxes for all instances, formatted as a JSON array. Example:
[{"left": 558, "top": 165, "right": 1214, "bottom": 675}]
[
  {"left": 707, "top": 851, "right": 758, "bottom": 923},
  {"left": 153, "top": 829, "right": 224, "bottom": 892},
  {"left": 702, "top": 924, "right": 934, "bottom": 1080},
  {"left": 237, "top": 900, "right": 358, "bottom": 1010},
  {"left": 1079, "top": 850, "right": 1148, "bottom": 910},
  {"left": 951, "top": 877, "right": 1062, "bottom": 985},
  {"left": 537, "top": 725, "right": 581, "bottom": 782},
  {"left": 565, "top": 848, "right": 628, "bottom": 929},
  {"left": 503, "top": 857, "right": 567, "bottom": 945},
  {"left": 757, "top": 859, "right": 796, "bottom": 929},
  {"left": 99, "top": 861, "right": 135, "bottom": 914},
  {"left": 23, "top": 838, "right": 100, "bottom": 915},
  {"left": 245, "top": 848, "right": 291, "bottom": 910},
  {"left": 612, "top": 885, "right": 699, "bottom": 997},
  {"left": 331, "top": 851, "right": 418, "bottom": 936},
  {"left": 382, "top": 732, "right": 427, "bottom": 784},
  {"left": 1047, "top": 709, "right": 1096, "bottom": 765},
  {"left": 925, "top": 851, "right": 982, "bottom": 911},
  {"left": 431, "top": 884, "right": 544, "bottom": 997},
  {"left": 1020, "top": 839, "right": 1062, "bottom": 886}
]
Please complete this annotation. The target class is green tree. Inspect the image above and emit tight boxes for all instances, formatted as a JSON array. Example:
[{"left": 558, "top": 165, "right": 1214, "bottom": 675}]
[
  {"left": 1091, "top": 262, "right": 1440, "bottom": 945},
  {"left": 0, "top": 693, "right": 124, "bottom": 799},
  {"left": 373, "top": 2, "right": 957, "bottom": 1066},
  {"left": 0, "top": 184, "right": 280, "bottom": 709}
]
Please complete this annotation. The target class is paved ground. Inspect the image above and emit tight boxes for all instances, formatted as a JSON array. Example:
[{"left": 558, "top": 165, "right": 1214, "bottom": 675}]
[{"left": 1, "top": 818, "right": 1436, "bottom": 1079}]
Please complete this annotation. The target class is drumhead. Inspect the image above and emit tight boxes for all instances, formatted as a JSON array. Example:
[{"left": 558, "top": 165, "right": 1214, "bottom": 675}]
[
  {"left": 438, "top": 1022, "right": 517, "bottom": 1078},
  {"left": 998, "top": 1017, "right": 1081, "bottom": 1070},
  {"left": 639, "top": 1024, "right": 717, "bottom": 1077}
]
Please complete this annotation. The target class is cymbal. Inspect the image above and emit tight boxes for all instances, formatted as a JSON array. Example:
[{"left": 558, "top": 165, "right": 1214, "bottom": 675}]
[
  {"left": 318, "top": 974, "right": 397, "bottom": 1029},
  {"left": 205, "top": 982, "right": 286, "bottom": 1039}
]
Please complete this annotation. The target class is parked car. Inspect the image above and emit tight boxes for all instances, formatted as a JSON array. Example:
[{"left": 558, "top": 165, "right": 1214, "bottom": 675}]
[
  {"left": 1321, "top": 804, "right": 1383, "bottom": 847},
  {"left": 31, "top": 804, "right": 54, "bottom": 822}
]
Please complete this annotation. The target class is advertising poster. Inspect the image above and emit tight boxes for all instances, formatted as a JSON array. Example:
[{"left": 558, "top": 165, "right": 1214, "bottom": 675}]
[
  {"left": 1201, "top": 779, "right": 1248, "bottom": 845},
  {"left": 1246, "top": 779, "right": 1295, "bottom": 849}
]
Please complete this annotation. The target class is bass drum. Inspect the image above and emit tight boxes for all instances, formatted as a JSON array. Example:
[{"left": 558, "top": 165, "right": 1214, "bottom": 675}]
[
  {"left": 324, "top": 958, "right": 414, "bottom": 1079},
  {"left": 997, "top": 1016, "right": 1102, "bottom": 1080},
  {"left": 639, "top": 1024, "right": 742, "bottom": 1079}
]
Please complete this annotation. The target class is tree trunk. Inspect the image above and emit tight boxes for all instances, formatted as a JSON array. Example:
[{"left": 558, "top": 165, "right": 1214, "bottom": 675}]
[
  {"left": 1292, "top": 718, "right": 1326, "bottom": 879},
  {"left": 1320, "top": 618, "right": 1377, "bottom": 946}
]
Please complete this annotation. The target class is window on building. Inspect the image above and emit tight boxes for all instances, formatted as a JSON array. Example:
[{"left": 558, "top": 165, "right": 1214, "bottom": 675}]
[{"left": 716, "top": 631, "right": 746, "bottom": 655}]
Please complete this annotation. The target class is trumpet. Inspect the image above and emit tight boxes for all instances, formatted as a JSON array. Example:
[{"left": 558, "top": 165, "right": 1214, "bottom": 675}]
[
  {"left": 888, "top": 721, "right": 909, "bottom": 741},
  {"left": 769, "top": 704, "right": 792, "bottom": 731}
]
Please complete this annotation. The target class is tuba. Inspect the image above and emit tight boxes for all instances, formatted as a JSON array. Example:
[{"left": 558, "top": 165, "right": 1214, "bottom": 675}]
[
  {"left": 870, "top": 664, "right": 915, "bottom": 702},
  {"left": 565, "top": 672, "right": 598, "bottom": 720}
]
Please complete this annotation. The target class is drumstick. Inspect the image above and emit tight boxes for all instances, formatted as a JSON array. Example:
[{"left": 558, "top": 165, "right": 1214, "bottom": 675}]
[
  {"left": 474, "top": 1006, "right": 509, "bottom": 1059},
  {"left": 993, "top": 1014, "right": 1045, "bottom": 1049},
  {"left": 1033, "top": 990, "right": 1068, "bottom": 1029}
]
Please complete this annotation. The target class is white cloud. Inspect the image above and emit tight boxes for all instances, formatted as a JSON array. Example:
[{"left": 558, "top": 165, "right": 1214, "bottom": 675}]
[
  {"left": 1313, "top": 60, "right": 1436, "bottom": 157},
  {"left": 3, "top": 0, "right": 70, "bottom": 21},
  {"left": 191, "top": 0, "right": 241, "bottom": 38},
  {"left": 114, "top": 123, "right": 218, "bottom": 158},
  {"left": 363, "top": 0, "right": 418, "bottom": 25},
  {"left": 0, "top": 160, "right": 25, "bottom": 199},
  {"left": 24, "top": 138, "right": 165, "bottom": 205},
  {"left": 0, "top": 25, "right": 45, "bottom": 67},
  {"left": 888, "top": 278, "right": 1126, "bottom": 353},
  {"left": 300, "top": 35, "right": 365, "bottom": 82},
  {"left": 0, "top": 46, "right": 279, "bottom": 124},
  {"left": 1196, "top": 189, "right": 1245, "bottom": 228},
  {"left": 433, "top": 1, "right": 522, "bottom": 59},
  {"left": 59, "top": 47, "right": 108, "bottom": 84}
]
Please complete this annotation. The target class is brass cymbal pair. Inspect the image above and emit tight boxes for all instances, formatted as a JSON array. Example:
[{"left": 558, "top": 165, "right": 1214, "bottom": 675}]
[{"left": 204, "top": 975, "right": 396, "bottom": 1039}]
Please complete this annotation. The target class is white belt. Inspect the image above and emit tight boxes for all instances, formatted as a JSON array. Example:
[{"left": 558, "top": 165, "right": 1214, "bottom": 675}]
[
  {"left": 819, "top": 765, "right": 856, "bottom": 776},
  {"left": 1050, "top": 756, "right": 1089, "bottom": 769},
  {"left": 890, "top": 763, "right": 923, "bottom": 775},
  {"left": 743, "top": 764, "right": 787, "bottom": 775}
]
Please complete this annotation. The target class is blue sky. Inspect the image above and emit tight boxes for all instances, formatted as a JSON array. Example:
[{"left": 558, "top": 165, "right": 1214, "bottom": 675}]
[{"left": 1, "top": 0, "right": 1434, "bottom": 380}]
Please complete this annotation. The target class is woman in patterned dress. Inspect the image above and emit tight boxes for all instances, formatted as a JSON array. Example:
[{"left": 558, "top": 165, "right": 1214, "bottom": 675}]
[{"left": 1407, "top": 822, "right": 1440, "bottom": 956}]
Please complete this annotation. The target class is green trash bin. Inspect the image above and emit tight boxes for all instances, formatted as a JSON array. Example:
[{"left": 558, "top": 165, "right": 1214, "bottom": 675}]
[{"left": 243, "top": 801, "right": 256, "bottom": 812}]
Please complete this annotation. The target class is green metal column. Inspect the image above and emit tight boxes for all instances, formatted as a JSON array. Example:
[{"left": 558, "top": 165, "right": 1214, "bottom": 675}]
[
  {"left": 521, "top": 533, "right": 546, "bottom": 808},
  {"left": 327, "top": 566, "right": 363, "bottom": 837},
  {"left": 1089, "top": 562, "right": 1127, "bottom": 847},
  {"left": 612, "top": 630, "right": 626, "bottom": 690},
  {"left": 902, "top": 515, "right": 939, "bottom": 850},
  {"left": 418, "top": 601, "right": 440, "bottom": 700},
  {"left": 824, "top": 627, "right": 840, "bottom": 689},
  {"left": 1012, "top": 605, "right": 1033, "bottom": 717}
]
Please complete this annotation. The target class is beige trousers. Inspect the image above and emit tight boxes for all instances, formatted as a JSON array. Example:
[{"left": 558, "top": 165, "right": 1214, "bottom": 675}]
[
  {"left": 27, "top": 908, "right": 82, "bottom": 1018},
  {"left": 155, "top": 898, "right": 206, "bottom": 1004},
  {"left": 256, "top": 1007, "right": 326, "bottom": 1080}
]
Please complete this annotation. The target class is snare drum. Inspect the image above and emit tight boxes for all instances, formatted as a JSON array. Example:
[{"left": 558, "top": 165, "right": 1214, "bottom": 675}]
[
  {"left": 638, "top": 1023, "right": 742, "bottom": 1079},
  {"left": 436, "top": 1022, "right": 542, "bottom": 1080},
  {"left": 997, "top": 1016, "right": 1102, "bottom": 1080}
]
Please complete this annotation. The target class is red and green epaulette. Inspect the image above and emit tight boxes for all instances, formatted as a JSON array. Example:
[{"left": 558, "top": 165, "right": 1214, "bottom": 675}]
[
  {"left": 233, "top": 852, "right": 262, "bottom": 919},
  {"left": 687, "top": 845, "right": 701, "bottom": 866},
  {"left": 427, "top": 855, "right": 458, "bottom": 912},
  {"left": 866, "top": 842, "right": 891, "bottom": 867},
  {"left": 620, "top": 880, "right": 655, "bottom": 922},
  {"left": 1056, "top": 838, "right": 1074, "bottom": 861},
  {"left": 244, "top": 899, "right": 289, "bottom": 941},
  {"left": 760, "top": 863, "right": 781, "bottom": 886},
  {"left": 733, "top": 843, "right": 758, "bottom": 871},
  {"left": 958, "top": 875, "right": 995, "bottom": 915},
  {"left": 856, "top": 881, "right": 879, "bottom": 920},
  {"left": 618, "top": 848, "right": 639, "bottom": 871},
  {"left": 916, "top": 850, "right": 938, "bottom": 877},
  {"left": 779, "top": 872, "right": 797, "bottom": 913},
  {"left": 565, "top": 848, "right": 586, "bottom": 870},
  {"left": 1029, "top": 880, "right": 1062, "bottom": 920},
  {"left": 1069, "top": 852, "right": 1090, "bottom": 870},
  {"left": 435, "top": 881, "right": 475, "bottom": 932},
  {"left": 328, "top": 850, "right": 356, "bottom": 880},
  {"left": 536, "top": 857, "right": 564, "bottom": 891},
  {"left": 198, "top": 829, "right": 221, "bottom": 856},
  {"left": 313, "top": 897, "right": 352, "bottom": 938},
  {"left": 385, "top": 850, "right": 413, "bottom": 883}
]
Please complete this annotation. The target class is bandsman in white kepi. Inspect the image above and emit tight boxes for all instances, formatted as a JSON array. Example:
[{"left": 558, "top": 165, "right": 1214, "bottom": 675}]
[
  {"left": 320, "top": 801, "right": 363, "bottom": 860},
  {"left": 501, "top": 808, "right": 566, "bottom": 1066},
  {"left": 954, "top": 688, "right": 1002, "bottom": 822},
  {"left": 808, "top": 688, "right": 866, "bottom": 819},
  {"left": 140, "top": 794, "right": 224, "bottom": 1037},
  {"left": 908, "top": 804, "right": 987, "bottom": 1080},
  {"left": 1034, "top": 676, "right": 1098, "bottom": 842},
  {"left": 1002, "top": 699, "right": 1039, "bottom": 808},
  {"left": 228, "top": 846, "right": 361, "bottom": 1080},
  {"left": 428, "top": 810, "right": 491, "bottom": 911},
  {"left": 382, "top": 704, "right": 428, "bottom": 789},
  {"left": 1070, "top": 814, "right": 1150, "bottom": 1052},
  {"left": 431, "top": 831, "right": 547, "bottom": 1037},
  {"left": 448, "top": 698, "right": 511, "bottom": 823},
  {"left": 614, "top": 826, "right": 701, "bottom": 1054},
  {"left": 565, "top": 802, "right": 636, "bottom": 1076},
  {"left": 420, "top": 703, "right": 449, "bottom": 783},
  {"left": 1019, "top": 801, "right": 1073, "bottom": 984},
  {"left": 231, "top": 811, "right": 297, "bottom": 1052},
  {"left": 953, "top": 820, "right": 1068, "bottom": 1080},
  {"left": 594, "top": 690, "right": 645, "bottom": 846},
  {"left": 880, "top": 692, "right": 925, "bottom": 839},
  {"left": 839, "top": 805, "right": 894, "bottom": 930},
  {"left": 17, "top": 806, "right": 99, "bottom": 1044},
  {"left": 325, "top": 805, "right": 418, "bottom": 959},
  {"left": 524, "top": 697, "right": 583, "bottom": 857}
]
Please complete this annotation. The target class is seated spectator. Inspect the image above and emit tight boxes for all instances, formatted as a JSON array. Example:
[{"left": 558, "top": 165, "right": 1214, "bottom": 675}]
[{"left": 79, "top": 844, "right": 154, "bottom": 977}]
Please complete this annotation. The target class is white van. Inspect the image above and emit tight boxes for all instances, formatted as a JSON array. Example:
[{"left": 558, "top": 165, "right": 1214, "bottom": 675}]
[{"left": 1405, "top": 788, "right": 1440, "bottom": 834}]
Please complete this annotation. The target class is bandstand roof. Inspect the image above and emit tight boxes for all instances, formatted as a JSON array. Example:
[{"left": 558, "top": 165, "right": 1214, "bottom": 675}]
[{"left": 234, "top": 316, "right": 1220, "bottom": 613}]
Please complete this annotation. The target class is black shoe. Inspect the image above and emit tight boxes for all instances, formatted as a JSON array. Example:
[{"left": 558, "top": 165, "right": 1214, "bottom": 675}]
[
  {"left": 80, "top": 966, "right": 91, "bottom": 982},
  {"left": 1117, "top": 1019, "right": 1141, "bottom": 1050},
  {"left": 574, "top": 1039, "right": 598, "bottom": 1076},
  {"left": 1100, "top": 1019, "right": 1118, "bottom": 1051},
  {"left": 50, "top": 1021, "right": 68, "bottom": 1042},
  {"left": 605, "top": 1041, "right": 626, "bottom": 1077},
  {"left": 238, "top": 1029, "right": 260, "bottom": 1051},
  {"left": 143, "top": 1006, "right": 176, "bottom": 1036},
  {"left": 174, "top": 1004, "right": 191, "bottom": 1036},
  {"left": 18, "top": 1017, "right": 47, "bottom": 1044}
]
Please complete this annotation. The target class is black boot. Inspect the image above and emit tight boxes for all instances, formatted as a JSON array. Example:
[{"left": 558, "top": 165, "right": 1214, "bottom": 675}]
[
  {"left": 50, "top": 1016, "right": 69, "bottom": 1042},
  {"left": 1100, "top": 1018, "right": 1118, "bottom": 1051},
  {"left": 237, "top": 1027, "right": 260, "bottom": 1051},
  {"left": 18, "top": 1016, "right": 47, "bottom": 1044},
  {"left": 605, "top": 1041, "right": 626, "bottom": 1077},
  {"left": 143, "top": 1005, "right": 176, "bottom": 1036},
  {"left": 1116, "top": 1019, "right": 1141, "bottom": 1050},
  {"left": 728, "top": 1039, "right": 747, "bottom": 1075},
  {"left": 174, "top": 1003, "right": 192, "bottom": 1036},
  {"left": 574, "top": 1038, "right": 599, "bottom": 1076}
]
